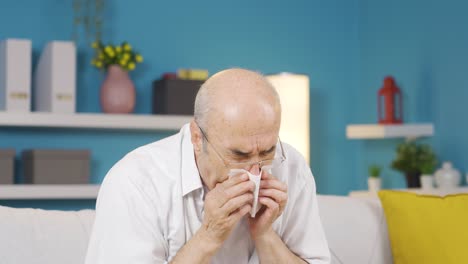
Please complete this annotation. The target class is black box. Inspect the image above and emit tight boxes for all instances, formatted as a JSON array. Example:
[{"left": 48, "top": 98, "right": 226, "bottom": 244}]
[{"left": 152, "top": 79, "right": 204, "bottom": 115}]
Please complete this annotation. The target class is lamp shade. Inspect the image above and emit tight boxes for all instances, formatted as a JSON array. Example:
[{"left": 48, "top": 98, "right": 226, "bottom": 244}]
[{"left": 266, "top": 73, "right": 310, "bottom": 164}]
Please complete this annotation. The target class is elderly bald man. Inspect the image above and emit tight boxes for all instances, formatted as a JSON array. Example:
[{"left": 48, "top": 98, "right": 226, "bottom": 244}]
[{"left": 85, "top": 68, "right": 330, "bottom": 264}]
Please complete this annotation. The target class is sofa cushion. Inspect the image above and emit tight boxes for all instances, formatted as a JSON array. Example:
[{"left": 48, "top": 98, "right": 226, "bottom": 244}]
[
  {"left": 317, "top": 195, "right": 393, "bottom": 264},
  {"left": 378, "top": 190, "right": 468, "bottom": 264},
  {"left": 0, "top": 205, "right": 95, "bottom": 264}
]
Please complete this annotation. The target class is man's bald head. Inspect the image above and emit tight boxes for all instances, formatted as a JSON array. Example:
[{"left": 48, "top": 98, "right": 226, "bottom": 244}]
[{"left": 194, "top": 68, "right": 281, "bottom": 136}]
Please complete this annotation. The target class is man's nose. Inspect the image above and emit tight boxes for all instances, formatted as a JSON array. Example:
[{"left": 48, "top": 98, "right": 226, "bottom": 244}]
[{"left": 249, "top": 163, "right": 261, "bottom": 175}]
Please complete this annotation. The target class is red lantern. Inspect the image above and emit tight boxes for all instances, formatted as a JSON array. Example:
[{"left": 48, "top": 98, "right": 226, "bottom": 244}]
[{"left": 378, "top": 76, "right": 403, "bottom": 124}]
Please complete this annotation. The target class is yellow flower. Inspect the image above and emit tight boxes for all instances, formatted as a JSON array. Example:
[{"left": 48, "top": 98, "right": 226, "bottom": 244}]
[
  {"left": 105, "top": 46, "right": 115, "bottom": 57},
  {"left": 90, "top": 42, "right": 141, "bottom": 72},
  {"left": 135, "top": 54, "right": 143, "bottom": 63},
  {"left": 123, "top": 43, "right": 132, "bottom": 51}
]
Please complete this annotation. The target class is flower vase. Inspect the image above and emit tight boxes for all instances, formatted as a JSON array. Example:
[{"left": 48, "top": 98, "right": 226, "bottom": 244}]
[{"left": 100, "top": 65, "right": 136, "bottom": 114}]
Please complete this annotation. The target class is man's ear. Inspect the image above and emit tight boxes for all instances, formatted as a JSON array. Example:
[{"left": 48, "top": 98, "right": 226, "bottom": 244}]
[{"left": 190, "top": 120, "right": 203, "bottom": 153}]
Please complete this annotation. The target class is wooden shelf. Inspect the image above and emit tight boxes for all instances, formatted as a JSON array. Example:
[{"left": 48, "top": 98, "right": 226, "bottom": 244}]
[
  {"left": 346, "top": 123, "right": 434, "bottom": 139},
  {"left": 0, "top": 112, "right": 192, "bottom": 131},
  {"left": 0, "top": 184, "right": 100, "bottom": 199}
]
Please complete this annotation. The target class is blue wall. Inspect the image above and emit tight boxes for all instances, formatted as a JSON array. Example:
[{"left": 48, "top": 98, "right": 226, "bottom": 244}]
[
  {"left": 110, "top": 0, "right": 361, "bottom": 196},
  {"left": 6, "top": 0, "right": 467, "bottom": 209},
  {"left": 1, "top": 0, "right": 360, "bottom": 209},
  {"left": 356, "top": 0, "right": 468, "bottom": 189}
]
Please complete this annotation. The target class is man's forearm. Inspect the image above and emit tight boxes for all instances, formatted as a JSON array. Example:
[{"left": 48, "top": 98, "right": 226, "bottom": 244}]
[
  {"left": 254, "top": 229, "right": 307, "bottom": 264},
  {"left": 170, "top": 229, "right": 220, "bottom": 264}
]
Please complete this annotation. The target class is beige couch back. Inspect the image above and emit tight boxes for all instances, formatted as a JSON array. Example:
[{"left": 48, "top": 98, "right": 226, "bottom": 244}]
[
  {"left": 0, "top": 206, "right": 94, "bottom": 264},
  {"left": 317, "top": 195, "right": 393, "bottom": 264},
  {"left": 0, "top": 195, "right": 392, "bottom": 264}
]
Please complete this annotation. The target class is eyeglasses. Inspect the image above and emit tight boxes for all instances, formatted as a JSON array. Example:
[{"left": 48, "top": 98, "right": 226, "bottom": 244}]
[{"left": 196, "top": 122, "right": 286, "bottom": 170}]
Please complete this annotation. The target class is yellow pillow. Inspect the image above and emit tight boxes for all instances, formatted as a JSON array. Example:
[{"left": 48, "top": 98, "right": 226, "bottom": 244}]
[{"left": 378, "top": 190, "right": 468, "bottom": 264}]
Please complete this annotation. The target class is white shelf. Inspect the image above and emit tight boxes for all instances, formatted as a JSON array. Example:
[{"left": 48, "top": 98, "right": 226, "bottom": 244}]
[
  {"left": 346, "top": 123, "right": 434, "bottom": 139},
  {"left": 0, "top": 112, "right": 192, "bottom": 131},
  {"left": 0, "top": 184, "right": 100, "bottom": 199}
]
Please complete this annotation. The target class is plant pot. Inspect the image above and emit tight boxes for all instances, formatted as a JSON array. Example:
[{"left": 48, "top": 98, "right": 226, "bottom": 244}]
[
  {"left": 100, "top": 65, "right": 136, "bottom": 114},
  {"left": 368, "top": 177, "right": 381, "bottom": 192},
  {"left": 420, "top": 175, "right": 434, "bottom": 190},
  {"left": 405, "top": 172, "right": 421, "bottom": 188}
]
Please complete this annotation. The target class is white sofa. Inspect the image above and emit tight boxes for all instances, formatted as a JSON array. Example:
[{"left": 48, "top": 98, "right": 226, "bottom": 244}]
[{"left": 0, "top": 195, "right": 393, "bottom": 264}]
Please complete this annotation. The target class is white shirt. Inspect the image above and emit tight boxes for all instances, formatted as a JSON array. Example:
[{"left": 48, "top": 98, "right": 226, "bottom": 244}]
[{"left": 85, "top": 124, "right": 330, "bottom": 264}]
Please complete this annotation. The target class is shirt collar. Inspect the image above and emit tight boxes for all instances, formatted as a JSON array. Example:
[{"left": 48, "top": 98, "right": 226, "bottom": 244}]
[{"left": 180, "top": 123, "right": 204, "bottom": 196}]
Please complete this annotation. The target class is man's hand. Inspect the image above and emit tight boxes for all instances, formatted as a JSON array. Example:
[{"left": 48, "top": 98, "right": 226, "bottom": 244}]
[
  {"left": 170, "top": 174, "right": 254, "bottom": 264},
  {"left": 247, "top": 173, "right": 305, "bottom": 264},
  {"left": 248, "top": 171, "right": 288, "bottom": 240},
  {"left": 200, "top": 173, "right": 255, "bottom": 247}
]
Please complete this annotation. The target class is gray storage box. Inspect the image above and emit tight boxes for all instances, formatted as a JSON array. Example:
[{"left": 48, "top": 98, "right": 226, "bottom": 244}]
[
  {"left": 22, "top": 149, "right": 90, "bottom": 184},
  {"left": 0, "top": 149, "right": 15, "bottom": 184}
]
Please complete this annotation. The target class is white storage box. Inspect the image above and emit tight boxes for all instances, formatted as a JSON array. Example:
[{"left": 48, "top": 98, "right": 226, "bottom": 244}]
[
  {"left": 0, "top": 39, "right": 32, "bottom": 112},
  {"left": 34, "top": 41, "right": 76, "bottom": 113}
]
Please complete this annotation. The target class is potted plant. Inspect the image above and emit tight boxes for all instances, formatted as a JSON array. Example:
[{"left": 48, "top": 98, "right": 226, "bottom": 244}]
[
  {"left": 391, "top": 141, "right": 437, "bottom": 188},
  {"left": 368, "top": 164, "right": 382, "bottom": 192},
  {"left": 419, "top": 155, "right": 438, "bottom": 190},
  {"left": 91, "top": 41, "right": 144, "bottom": 113}
]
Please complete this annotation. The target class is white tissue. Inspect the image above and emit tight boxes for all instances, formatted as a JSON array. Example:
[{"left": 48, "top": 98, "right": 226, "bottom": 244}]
[{"left": 228, "top": 166, "right": 272, "bottom": 217}]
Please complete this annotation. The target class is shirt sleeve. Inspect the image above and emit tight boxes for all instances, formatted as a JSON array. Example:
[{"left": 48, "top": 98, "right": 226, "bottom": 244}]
[
  {"left": 85, "top": 157, "right": 168, "bottom": 264},
  {"left": 279, "top": 165, "right": 331, "bottom": 264}
]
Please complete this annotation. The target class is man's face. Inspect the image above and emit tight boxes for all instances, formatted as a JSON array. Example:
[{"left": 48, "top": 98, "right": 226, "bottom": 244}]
[
  {"left": 196, "top": 120, "right": 279, "bottom": 189},
  {"left": 191, "top": 75, "right": 282, "bottom": 190}
]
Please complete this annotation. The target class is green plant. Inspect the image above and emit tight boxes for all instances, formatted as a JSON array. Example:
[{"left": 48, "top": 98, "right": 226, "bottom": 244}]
[
  {"left": 419, "top": 150, "right": 438, "bottom": 175},
  {"left": 368, "top": 164, "right": 382, "bottom": 178},
  {"left": 391, "top": 141, "right": 437, "bottom": 175},
  {"left": 90, "top": 41, "right": 143, "bottom": 71}
]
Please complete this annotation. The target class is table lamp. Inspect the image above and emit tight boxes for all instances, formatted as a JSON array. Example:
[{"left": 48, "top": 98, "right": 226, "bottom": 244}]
[{"left": 266, "top": 73, "right": 310, "bottom": 164}]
